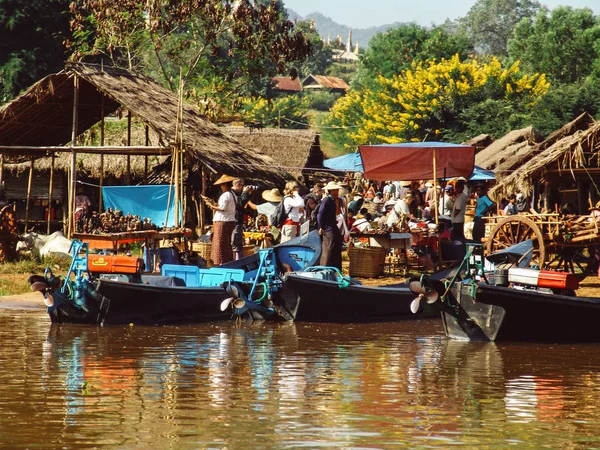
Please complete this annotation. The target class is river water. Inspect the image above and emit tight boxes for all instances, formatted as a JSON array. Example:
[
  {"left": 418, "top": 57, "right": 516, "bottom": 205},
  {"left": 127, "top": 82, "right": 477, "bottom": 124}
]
[{"left": 1, "top": 308, "right": 600, "bottom": 449}]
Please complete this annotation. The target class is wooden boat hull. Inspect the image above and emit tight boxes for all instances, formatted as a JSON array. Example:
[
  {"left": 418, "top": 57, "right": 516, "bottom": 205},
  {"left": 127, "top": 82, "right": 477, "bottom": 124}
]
[
  {"left": 442, "top": 283, "right": 600, "bottom": 342},
  {"left": 48, "top": 280, "right": 231, "bottom": 325},
  {"left": 45, "top": 231, "right": 322, "bottom": 325},
  {"left": 274, "top": 274, "right": 438, "bottom": 322}
]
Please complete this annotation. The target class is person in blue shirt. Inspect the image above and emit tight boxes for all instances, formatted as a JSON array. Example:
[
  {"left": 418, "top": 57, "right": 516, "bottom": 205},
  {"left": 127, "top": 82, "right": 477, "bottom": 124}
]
[{"left": 472, "top": 185, "right": 495, "bottom": 242}]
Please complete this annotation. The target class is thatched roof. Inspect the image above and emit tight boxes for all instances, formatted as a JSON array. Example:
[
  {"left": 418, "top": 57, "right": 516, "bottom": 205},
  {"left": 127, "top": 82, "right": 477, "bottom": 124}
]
[
  {"left": 463, "top": 134, "right": 494, "bottom": 154},
  {"left": 222, "top": 127, "right": 324, "bottom": 179},
  {"left": 489, "top": 120, "right": 600, "bottom": 200},
  {"left": 0, "top": 63, "right": 290, "bottom": 184},
  {"left": 475, "top": 126, "right": 543, "bottom": 171},
  {"left": 534, "top": 112, "right": 596, "bottom": 153},
  {"left": 4, "top": 153, "right": 167, "bottom": 179}
]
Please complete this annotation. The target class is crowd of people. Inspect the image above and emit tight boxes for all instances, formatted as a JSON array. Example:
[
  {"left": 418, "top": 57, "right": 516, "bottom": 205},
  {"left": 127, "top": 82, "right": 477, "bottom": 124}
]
[{"left": 204, "top": 172, "right": 534, "bottom": 270}]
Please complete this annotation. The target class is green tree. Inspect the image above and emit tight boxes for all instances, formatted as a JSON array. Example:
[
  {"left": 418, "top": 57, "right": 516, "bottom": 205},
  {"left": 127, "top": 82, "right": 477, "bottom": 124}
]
[
  {"left": 242, "top": 95, "right": 310, "bottom": 129},
  {"left": 326, "top": 55, "right": 549, "bottom": 147},
  {"left": 357, "top": 23, "right": 473, "bottom": 83},
  {"left": 294, "top": 21, "right": 333, "bottom": 78},
  {"left": 460, "top": 0, "right": 541, "bottom": 56},
  {"left": 70, "top": 0, "right": 312, "bottom": 119},
  {"left": 0, "top": 0, "right": 72, "bottom": 102},
  {"left": 508, "top": 6, "right": 600, "bottom": 84}
]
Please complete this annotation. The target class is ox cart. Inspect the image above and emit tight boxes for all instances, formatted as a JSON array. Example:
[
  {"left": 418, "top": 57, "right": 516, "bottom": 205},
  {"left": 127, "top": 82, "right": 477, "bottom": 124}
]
[{"left": 483, "top": 211, "right": 600, "bottom": 278}]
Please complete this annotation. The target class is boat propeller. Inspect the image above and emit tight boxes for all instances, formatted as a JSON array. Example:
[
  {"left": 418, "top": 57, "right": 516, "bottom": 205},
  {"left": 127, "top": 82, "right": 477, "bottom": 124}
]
[
  {"left": 221, "top": 283, "right": 246, "bottom": 311},
  {"left": 220, "top": 297, "right": 235, "bottom": 311},
  {"left": 409, "top": 280, "right": 439, "bottom": 314},
  {"left": 30, "top": 281, "right": 54, "bottom": 307}
]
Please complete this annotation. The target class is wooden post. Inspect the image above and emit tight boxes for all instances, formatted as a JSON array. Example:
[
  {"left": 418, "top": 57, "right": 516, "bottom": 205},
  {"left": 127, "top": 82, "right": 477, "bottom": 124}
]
[
  {"left": 0, "top": 154, "right": 4, "bottom": 199},
  {"left": 126, "top": 111, "right": 132, "bottom": 185},
  {"left": 144, "top": 125, "right": 150, "bottom": 180},
  {"left": 99, "top": 95, "right": 105, "bottom": 212},
  {"left": 47, "top": 155, "right": 55, "bottom": 234},
  {"left": 199, "top": 165, "right": 206, "bottom": 233},
  {"left": 68, "top": 75, "right": 79, "bottom": 238},
  {"left": 24, "top": 157, "right": 34, "bottom": 232},
  {"left": 433, "top": 148, "right": 438, "bottom": 226}
]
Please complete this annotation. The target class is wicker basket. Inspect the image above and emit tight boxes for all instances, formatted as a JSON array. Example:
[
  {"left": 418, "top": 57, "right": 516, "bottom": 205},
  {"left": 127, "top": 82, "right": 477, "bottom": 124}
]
[
  {"left": 192, "top": 242, "right": 213, "bottom": 267},
  {"left": 348, "top": 244, "right": 387, "bottom": 277},
  {"left": 242, "top": 244, "right": 256, "bottom": 257}
]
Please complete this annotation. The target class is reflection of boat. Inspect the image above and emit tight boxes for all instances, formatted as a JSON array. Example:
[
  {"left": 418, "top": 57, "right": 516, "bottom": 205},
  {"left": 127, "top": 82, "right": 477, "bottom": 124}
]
[
  {"left": 30, "top": 232, "right": 321, "bottom": 325},
  {"left": 424, "top": 240, "right": 600, "bottom": 342},
  {"left": 271, "top": 268, "right": 438, "bottom": 322}
]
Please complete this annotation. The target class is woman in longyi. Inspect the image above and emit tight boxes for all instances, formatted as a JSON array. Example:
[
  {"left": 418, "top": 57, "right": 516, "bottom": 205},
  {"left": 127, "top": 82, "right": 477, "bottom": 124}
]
[{"left": 207, "top": 175, "right": 237, "bottom": 265}]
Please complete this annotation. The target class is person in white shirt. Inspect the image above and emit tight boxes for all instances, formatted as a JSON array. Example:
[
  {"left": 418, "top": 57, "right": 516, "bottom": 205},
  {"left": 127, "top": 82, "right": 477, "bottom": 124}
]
[
  {"left": 281, "top": 181, "right": 305, "bottom": 242},
  {"left": 208, "top": 174, "right": 237, "bottom": 265},
  {"left": 451, "top": 181, "right": 467, "bottom": 243}
]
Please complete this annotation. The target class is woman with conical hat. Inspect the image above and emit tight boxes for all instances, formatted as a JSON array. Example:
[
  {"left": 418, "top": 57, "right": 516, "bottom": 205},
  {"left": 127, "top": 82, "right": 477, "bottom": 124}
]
[{"left": 207, "top": 174, "right": 237, "bottom": 265}]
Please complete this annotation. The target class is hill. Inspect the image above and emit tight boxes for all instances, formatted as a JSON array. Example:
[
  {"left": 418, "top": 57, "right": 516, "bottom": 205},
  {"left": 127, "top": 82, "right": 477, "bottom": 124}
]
[{"left": 287, "top": 9, "right": 404, "bottom": 47}]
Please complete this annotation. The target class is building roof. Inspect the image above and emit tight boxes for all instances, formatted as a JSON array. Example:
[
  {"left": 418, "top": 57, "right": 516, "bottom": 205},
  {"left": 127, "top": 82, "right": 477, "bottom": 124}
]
[
  {"left": 272, "top": 77, "right": 302, "bottom": 92},
  {"left": 302, "top": 75, "right": 350, "bottom": 91},
  {"left": 489, "top": 117, "right": 600, "bottom": 200},
  {"left": 0, "top": 63, "right": 291, "bottom": 184},
  {"left": 223, "top": 127, "right": 324, "bottom": 179}
]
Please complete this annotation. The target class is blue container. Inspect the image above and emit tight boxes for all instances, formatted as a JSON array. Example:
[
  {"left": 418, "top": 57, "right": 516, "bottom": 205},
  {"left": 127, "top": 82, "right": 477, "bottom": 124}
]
[{"left": 161, "top": 264, "right": 245, "bottom": 288}]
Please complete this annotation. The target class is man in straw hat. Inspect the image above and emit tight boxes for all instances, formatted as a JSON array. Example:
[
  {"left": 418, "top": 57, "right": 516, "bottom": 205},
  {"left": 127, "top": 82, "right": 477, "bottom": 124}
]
[
  {"left": 207, "top": 174, "right": 237, "bottom": 265},
  {"left": 258, "top": 188, "right": 283, "bottom": 225},
  {"left": 317, "top": 181, "right": 345, "bottom": 270}
]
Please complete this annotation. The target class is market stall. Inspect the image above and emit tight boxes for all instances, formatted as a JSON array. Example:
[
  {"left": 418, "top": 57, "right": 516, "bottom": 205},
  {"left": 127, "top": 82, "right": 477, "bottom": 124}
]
[{"left": 357, "top": 142, "right": 476, "bottom": 272}]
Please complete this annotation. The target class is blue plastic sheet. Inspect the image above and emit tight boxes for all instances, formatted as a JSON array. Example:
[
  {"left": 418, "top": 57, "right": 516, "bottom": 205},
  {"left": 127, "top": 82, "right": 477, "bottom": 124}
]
[
  {"left": 323, "top": 152, "right": 364, "bottom": 172},
  {"left": 102, "top": 185, "right": 179, "bottom": 227}
]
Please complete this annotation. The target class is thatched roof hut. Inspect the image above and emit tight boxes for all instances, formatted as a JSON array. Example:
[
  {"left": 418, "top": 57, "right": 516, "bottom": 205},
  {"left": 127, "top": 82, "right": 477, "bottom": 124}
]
[
  {"left": 222, "top": 127, "right": 325, "bottom": 180},
  {"left": 475, "top": 126, "right": 543, "bottom": 172},
  {"left": 463, "top": 134, "right": 494, "bottom": 154},
  {"left": 489, "top": 120, "right": 600, "bottom": 201},
  {"left": 0, "top": 62, "right": 290, "bottom": 184}
]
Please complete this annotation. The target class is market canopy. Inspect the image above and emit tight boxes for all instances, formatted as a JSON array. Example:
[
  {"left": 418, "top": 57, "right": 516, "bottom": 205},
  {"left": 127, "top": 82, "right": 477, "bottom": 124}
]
[
  {"left": 359, "top": 142, "right": 475, "bottom": 181},
  {"left": 323, "top": 152, "right": 363, "bottom": 172},
  {"left": 469, "top": 166, "right": 496, "bottom": 181}
]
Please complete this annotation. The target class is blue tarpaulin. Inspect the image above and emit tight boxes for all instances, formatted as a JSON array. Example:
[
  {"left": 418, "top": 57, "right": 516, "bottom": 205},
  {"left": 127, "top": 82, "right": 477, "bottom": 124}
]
[
  {"left": 469, "top": 166, "right": 496, "bottom": 181},
  {"left": 323, "top": 152, "right": 364, "bottom": 172},
  {"left": 102, "top": 185, "right": 179, "bottom": 228}
]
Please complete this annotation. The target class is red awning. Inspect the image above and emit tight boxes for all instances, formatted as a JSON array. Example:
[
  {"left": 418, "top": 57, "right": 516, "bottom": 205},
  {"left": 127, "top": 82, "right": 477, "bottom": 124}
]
[{"left": 359, "top": 142, "right": 475, "bottom": 181}]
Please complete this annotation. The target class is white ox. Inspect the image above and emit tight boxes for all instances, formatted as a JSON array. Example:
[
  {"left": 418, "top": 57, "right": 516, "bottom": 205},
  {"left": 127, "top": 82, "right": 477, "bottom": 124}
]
[{"left": 17, "top": 231, "right": 73, "bottom": 260}]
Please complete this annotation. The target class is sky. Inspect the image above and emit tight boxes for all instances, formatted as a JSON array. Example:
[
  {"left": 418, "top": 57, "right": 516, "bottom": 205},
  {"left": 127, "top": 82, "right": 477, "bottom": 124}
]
[{"left": 284, "top": 0, "right": 599, "bottom": 29}]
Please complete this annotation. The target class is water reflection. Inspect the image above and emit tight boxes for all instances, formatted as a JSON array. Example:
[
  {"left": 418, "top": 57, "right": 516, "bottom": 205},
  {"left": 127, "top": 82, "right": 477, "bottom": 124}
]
[{"left": 2, "top": 311, "right": 600, "bottom": 448}]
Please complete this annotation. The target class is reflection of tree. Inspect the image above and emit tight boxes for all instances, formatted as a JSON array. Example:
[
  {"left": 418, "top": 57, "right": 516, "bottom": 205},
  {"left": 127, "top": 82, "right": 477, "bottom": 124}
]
[{"left": 3, "top": 315, "right": 600, "bottom": 448}]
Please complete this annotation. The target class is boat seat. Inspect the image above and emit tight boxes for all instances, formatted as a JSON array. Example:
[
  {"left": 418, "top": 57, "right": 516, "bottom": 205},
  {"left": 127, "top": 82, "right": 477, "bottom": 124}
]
[{"left": 161, "top": 264, "right": 245, "bottom": 288}]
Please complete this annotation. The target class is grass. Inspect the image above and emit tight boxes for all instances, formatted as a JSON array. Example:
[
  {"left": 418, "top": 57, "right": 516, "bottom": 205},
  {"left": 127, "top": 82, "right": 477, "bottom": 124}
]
[{"left": 0, "top": 256, "right": 71, "bottom": 296}]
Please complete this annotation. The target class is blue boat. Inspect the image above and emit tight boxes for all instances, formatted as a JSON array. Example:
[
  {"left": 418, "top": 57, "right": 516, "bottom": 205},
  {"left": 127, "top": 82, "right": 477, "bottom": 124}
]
[{"left": 28, "top": 231, "right": 321, "bottom": 325}]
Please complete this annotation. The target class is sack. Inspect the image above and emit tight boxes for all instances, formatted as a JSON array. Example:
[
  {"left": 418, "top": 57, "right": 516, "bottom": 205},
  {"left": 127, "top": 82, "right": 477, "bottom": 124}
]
[{"left": 270, "top": 196, "right": 289, "bottom": 228}]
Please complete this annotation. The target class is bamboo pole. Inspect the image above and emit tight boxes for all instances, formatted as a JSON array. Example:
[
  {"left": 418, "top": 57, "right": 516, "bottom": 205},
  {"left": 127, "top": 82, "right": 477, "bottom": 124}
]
[
  {"left": 126, "top": 111, "right": 132, "bottom": 185},
  {"left": 68, "top": 75, "right": 80, "bottom": 238},
  {"left": 24, "top": 157, "right": 34, "bottom": 232},
  {"left": 433, "top": 148, "right": 439, "bottom": 226},
  {"left": 199, "top": 165, "right": 206, "bottom": 233},
  {"left": 99, "top": 95, "right": 105, "bottom": 212},
  {"left": 47, "top": 155, "right": 55, "bottom": 234},
  {"left": 144, "top": 125, "right": 150, "bottom": 180},
  {"left": 0, "top": 154, "right": 4, "bottom": 199}
]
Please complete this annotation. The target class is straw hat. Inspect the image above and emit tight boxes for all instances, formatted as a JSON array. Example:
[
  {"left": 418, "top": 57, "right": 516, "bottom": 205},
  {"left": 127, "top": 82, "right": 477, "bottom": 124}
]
[
  {"left": 213, "top": 174, "right": 236, "bottom": 185},
  {"left": 425, "top": 181, "right": 433, "bottom": 188},
  {"left": 262, "top": 188, "right": 283, "bottom": 202},
  {"left": 323, "top": 181, "right": 343, "bottom": 191},
  {"left": 400, "top": 180, "right": 412, "bottom": 187}
]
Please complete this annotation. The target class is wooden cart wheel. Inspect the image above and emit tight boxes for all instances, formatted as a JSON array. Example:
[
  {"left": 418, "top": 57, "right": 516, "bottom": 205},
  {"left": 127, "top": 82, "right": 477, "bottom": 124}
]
[
  {"left": 545, "top": 244, "right": 599, "bottom": 280},
  {"left": 486, "top": 215, "right": 546, "bottom": 268}
]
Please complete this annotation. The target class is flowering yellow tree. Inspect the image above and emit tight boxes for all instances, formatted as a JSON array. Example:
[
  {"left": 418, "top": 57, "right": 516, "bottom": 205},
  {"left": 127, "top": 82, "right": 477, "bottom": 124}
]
[{"left": 326, "top": 55, "right": 549, "bottom": 147}]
